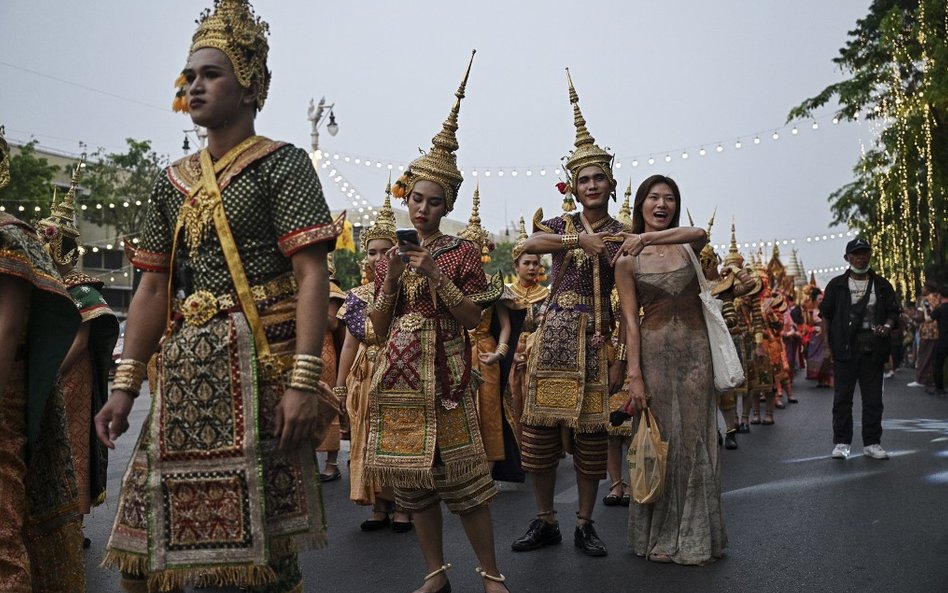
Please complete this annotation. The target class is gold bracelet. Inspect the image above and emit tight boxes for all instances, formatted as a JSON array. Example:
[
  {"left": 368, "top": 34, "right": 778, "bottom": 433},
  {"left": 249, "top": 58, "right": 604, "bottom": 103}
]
[
  {"left": 495, "top": 343, "right": 509, "bottom": 356},
  {"left": 292, "top": 353, "right": 324, "bottom": 364},
  {"left": 375, "top": 291, "right": 396, "bottom": 315},
  {"left": 288, "top": 377, "right": 322, "bottom": 393},
  {"left": 332, "top": 386, "right": 348, "bottom": 397},
  {"left": 113, "top": 359, "right": 147, "bottom": 396},
  {"left": 436, "top": 279, "right": 466, "bottom": 308},
  {"left": 561, "top": 233, "right": 579, "bottom": 250},
  {"left": 614, "top": 343, "right": 628, "bottom": 362}
]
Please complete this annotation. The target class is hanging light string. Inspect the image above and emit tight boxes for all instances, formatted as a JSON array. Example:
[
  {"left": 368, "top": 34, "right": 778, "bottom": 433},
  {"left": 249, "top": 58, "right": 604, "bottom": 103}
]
[
  {"left": 313, "top": 155, "right": 379, "bottom": 226},
  {"left": 321, "top": 110, "right": 853, "bottom": 179}
]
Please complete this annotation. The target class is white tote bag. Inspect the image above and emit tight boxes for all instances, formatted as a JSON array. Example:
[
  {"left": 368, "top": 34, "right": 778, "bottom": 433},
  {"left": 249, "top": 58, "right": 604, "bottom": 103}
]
[{"left": 686, "top": 247, "right": 745, "bottom": 392}]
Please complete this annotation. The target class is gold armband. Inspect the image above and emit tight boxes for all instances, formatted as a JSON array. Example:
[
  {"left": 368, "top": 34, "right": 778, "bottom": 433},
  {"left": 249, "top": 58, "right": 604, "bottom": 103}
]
[
  {"left": 614, "top": 343, "right": 628, "bottom": 362},
  {"left": 495, "top": 343, "right": 510, "bottom": 356},
  {"left": 287, "top": 354, "right": 325, "bottom": 393},
  {"left": 436, "top": 279, "right": 466, "bottom": 308},
  {"left": 375, "top": 291, "right": 396, "bottom": 315},
  {"left": 561, "top": 233, "right": 579, "bottom": 250},
  {"left": 113, "top": 359, "right": 148, "bottom": 396}
]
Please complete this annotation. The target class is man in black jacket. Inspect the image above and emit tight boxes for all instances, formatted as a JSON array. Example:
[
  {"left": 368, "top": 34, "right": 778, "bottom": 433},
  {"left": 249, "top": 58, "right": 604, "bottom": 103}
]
[{"left": 820, "top": 238, "right": 900, "bottom": 460}]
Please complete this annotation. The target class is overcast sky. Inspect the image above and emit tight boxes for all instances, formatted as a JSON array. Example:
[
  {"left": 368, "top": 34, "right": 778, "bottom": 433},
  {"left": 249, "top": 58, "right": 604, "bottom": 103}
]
[{"left": 0, "top": 0, "right": 875, "bottom": 281}]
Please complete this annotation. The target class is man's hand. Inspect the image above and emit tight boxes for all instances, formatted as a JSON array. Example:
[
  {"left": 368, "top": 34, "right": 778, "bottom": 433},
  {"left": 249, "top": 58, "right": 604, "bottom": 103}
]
[
  {"left": 578, "top": 231, "right": 610, "bottom": 258},
  {"left": 274, "top": 387, "right": 320, "bottom": 453},
  {"left": 612, "top": 232, "right": 648, "bottom": 264},
  {"left": 479, "top": 351, "right": 503, "bottom": 366},
  {"left": 624, "top": 376, "right": 648, "bottom": 414},
  {"left": 95, "top": 391, "right": 137, "bottom": 449}
]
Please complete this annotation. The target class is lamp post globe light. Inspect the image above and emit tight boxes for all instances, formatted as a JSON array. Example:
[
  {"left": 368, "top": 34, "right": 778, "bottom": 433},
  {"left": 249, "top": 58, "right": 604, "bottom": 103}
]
[{"left": 308, "top": 96, "right": 339, "bottom": 156}]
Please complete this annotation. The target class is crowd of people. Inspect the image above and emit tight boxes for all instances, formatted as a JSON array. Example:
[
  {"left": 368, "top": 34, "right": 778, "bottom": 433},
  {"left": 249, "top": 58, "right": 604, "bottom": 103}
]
[{"left": 1, "top": 1, "right": 946, "bottom": 592}]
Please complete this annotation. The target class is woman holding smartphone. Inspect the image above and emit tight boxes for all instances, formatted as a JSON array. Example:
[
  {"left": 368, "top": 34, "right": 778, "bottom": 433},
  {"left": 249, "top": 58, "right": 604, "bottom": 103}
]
[{"left": 365, "top": 52, "right": 509, "bottom": 593}]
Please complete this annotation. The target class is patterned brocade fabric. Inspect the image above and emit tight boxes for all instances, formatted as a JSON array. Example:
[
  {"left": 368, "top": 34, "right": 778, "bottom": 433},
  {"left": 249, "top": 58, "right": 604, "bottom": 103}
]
[
  {"left": 340, "top": 284, "right": 381, "bottom": 345},
  {"left": 542, "top": 213, "right": 624, "bottom": 325},
  {"left": 134, "top": 142, "right": 334, "bottom": 293}
]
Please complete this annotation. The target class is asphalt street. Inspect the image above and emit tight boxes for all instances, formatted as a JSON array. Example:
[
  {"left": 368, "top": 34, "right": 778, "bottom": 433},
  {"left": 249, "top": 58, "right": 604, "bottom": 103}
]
[{"left": 83, "top": 369, "right": 948, "bottom": 593}]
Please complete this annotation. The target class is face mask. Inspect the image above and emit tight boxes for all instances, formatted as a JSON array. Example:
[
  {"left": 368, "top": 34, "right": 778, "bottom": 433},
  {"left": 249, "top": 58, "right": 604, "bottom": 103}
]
[{"left": 850, "top": 265, "right": 870, "bottom": 274}]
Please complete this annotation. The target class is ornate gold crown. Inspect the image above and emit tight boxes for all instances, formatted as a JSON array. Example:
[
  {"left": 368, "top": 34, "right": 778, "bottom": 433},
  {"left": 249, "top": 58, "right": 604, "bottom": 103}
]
[
  {"left": 699, "top": 209, "right": 719, "bottom": 271},
  {"left": 616, "top": 180, "right": 633, "bottom": 228},
  {"left": 0, "top": 125, "right": 10, "bottom": 191},
  {"left": 563, "top": 68, "right": 615, "bottom": 193},
  {"left": 360, "top": 173, "right": 398, "bottom": 251},
  {"left": 511, "top": 215, "right": 530, "bottom": 261},
  {"left": 392, "top": 50, "right": 475, "bottom": 212},
  {"left": 188, "top": 0, "right": 271, "bottom": 111},
  {"left": 36, "top": 157, "right": 84, "bottom": 267},
  {"left": 723, "top": 217, "right": 744, "bottom": 268},
  {"left": 458, "top": 182, "right": 493, "bottom": 263}
]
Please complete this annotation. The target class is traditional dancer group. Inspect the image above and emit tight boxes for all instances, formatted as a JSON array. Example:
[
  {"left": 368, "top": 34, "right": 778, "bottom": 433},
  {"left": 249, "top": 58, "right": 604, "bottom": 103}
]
[{"left": 0, "top": 1, "right": 900, "bottom": 592}]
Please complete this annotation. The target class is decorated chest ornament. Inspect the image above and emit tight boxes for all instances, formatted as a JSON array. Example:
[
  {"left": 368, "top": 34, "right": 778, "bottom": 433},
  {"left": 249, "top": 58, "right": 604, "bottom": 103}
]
[
  {"left": 458, "top": 183, "right": 494, "bottom": 263},
  {"left": 557, "top": 67, "right": 617, "bottom": 210},
  {"left": 35, "top": 156, "right": 84, "bottom": 267},
  {"left": 174, "top": 0, "right": 271, "bottom": 114},
  {"left": 394, "top": 50, "right": 476, "bottom": 213}
]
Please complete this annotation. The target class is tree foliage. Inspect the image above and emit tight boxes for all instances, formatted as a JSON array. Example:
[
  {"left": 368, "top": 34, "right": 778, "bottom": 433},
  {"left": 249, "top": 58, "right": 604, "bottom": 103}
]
[
  {"left": 0, "top": 140, "right": 59, "bottom": 220},
  {"left": 332, "top": 247, "right": 363, "bottom": 291},
  {"left": 80, "top": 138, "right": 167, "bottom": 239},
  {"left": 789, "top": 0, "right": 948, "bottom": 294}
]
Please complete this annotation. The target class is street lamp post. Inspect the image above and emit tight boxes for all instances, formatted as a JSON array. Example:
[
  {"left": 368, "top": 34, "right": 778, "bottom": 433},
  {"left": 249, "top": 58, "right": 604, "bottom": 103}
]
[
  {"left": 308, "top": 97, "right": 339, "bottom": 156},
  {"left": 181, "top": 125, "right": 208, "bottom": 155}
]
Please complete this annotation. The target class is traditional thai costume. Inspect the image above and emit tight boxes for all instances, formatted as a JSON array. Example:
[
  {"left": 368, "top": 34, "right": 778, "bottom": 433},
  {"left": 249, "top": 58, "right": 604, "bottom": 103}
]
[
  {"left": 459, "top": 185, "right": 506, "bottom": 462},
  {"left": 102, "top": 3, "right": 339, "bottom": 591},
  {"left": 521, "top": 71, "right": 625, "bottom": 479},
  {"left": 338, "top": 181, "right": 397, "bottom": 505},
  {"left": 36, "top": 161, "right": 120, "bottom": 516},
  {"left": 0, "top": 129, "right": 86, "bottom": 593},
  {"left": 364, "top": 52, "right": 503, "bottom": 514}
]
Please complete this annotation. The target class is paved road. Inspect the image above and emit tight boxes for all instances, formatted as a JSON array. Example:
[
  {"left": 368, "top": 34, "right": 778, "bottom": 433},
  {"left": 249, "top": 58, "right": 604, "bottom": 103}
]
[{"left": 84, "top": 371, "right": 948, "bottom": 592}]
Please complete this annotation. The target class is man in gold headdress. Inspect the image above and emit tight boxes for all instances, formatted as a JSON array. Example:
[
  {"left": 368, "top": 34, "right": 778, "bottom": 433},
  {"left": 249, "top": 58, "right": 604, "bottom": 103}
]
[
  {"left": 513, "top": 70, "right": 628, "bottom": 557},
  {"left": 94, "top": 2, "right": 340, "bottom": 591},
  {"left": 1, "top": 125, "right": 86, "bottom": 592},
  {"left": 35, "top": 159, "right": 120, "bottom": 543}
]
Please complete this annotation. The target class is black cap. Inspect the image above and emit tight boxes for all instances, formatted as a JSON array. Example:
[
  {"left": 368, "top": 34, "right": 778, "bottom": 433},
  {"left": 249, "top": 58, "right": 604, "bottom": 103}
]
[{"left": 845, "top": 237, "right": 871, "bottom": 254}]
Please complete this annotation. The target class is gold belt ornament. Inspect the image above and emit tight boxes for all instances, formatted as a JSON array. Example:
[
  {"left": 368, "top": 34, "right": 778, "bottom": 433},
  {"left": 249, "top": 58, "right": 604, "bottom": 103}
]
[
  {"left": 556, "top": 290, "right": 594, "bottom": 309},
  {"left": 179, "top": 274, "right": 297, "bottom": 326}
]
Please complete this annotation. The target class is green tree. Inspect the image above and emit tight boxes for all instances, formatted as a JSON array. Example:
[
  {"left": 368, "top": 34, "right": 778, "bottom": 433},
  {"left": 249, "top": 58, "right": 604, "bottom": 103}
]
[
  {"left": 484, "top": 241, "right": 514, "bottom": 281},
  {"left": 0, "top": 140, "right": 58, "bottom": 219},
  {"left": 79, "top": 138, "right": 167, "bottom": 239},
  {"left": 332, "top": 248, "right": 363, "bottom": 291},
  {"left": 789, "top": 0, "right": 948, "bottom": 295}
]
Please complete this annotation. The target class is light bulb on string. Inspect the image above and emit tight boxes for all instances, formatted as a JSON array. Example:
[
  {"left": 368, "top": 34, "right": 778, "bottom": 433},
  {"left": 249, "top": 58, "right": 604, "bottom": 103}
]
[
  {"left": 754, "top": 136, "right": 760, "bottom": 144},
  {"left": 681, "top": 152, "right": 688, "bottom": 159},
  {"left": 526, "top": 170, "right": 532, "bottom": 176},
  {"left": 791, "top": 127, "right": 799, "bottom": 135},
  {"left": 699, "top": 148, "right": 706, "bottom": 156},
  {"left": 664, "top": 154, "right": 672, "bottom": 162},
  {"left": 832, "top": 117, "right": 839, "bottom": 124},
  {"left": 540, "top": 169, "right": 546, "bottom": 176},
  {"left": 716, "top": 144, "right": 724, "bottom": 153},
  {"left": 632, "top": 159, "right": 639, "bottom": 167},
  {"left": 615, "top": 162, "right": 622, "bottom": 169},
  {"left": 772, "top": 131, "right": 779, "bottom": 140},
  {"left": 812, "top": 121, "right": 819, "bottom": 130},
  {"left": 735, "top": 140, "right": 742, "bottom": 149},
  {"left": 647, "top": 157, "right": 655, "bottom": 165}
]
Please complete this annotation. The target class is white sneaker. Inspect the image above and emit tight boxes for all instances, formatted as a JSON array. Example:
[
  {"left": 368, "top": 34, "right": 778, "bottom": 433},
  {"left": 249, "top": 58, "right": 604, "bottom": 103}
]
[
  {"left": 906, "top": 381, "right": 924, "bottom": 387},
  {"left": 883, "top": 371, "right": 894, "bottom": 379},
  {"left": 831, "top": 444, "right": 851, "bottom": 459},
  {"left": 863, "top": 444, "right": 889, "bottom": 459}
]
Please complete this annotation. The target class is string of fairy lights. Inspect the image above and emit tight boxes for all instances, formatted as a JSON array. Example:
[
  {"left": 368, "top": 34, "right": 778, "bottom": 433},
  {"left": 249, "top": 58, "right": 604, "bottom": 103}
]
[{"left": 313, "top": 110, "right": 849, "bottom": 179}]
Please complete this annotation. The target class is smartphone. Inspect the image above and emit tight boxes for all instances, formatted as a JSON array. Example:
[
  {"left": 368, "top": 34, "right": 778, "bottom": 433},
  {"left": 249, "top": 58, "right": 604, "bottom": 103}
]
[{"left": 396, "top": 228, "right": 420, "bottom": 249}]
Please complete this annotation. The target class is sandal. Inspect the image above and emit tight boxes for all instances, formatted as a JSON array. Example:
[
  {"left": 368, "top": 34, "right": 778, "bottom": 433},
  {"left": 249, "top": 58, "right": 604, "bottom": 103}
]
[
  {"left": 423, "top": 563, "right": 452, "bottom": 593},
  {"left": 750, "top": 410, "right": 761, "bottom": 425},
  {"left": 475, "top": 566, "right": 509, "bottom": 592},
  {"left": 620, "top": 482, "right": 631, "bottom": 507},
  {"left": 360, "top": 500, "right": 393, "bottom": 531},
  {"left": 602, "top": 480, "right": 623, "bottom": 506},
  {"left": 788, "top": 396, "right": 799, "bottom": 403},
  {"left": 738, "top": 416, "right": 751, "bottom": 433},
  {"left": 762, "top": 413, "right": 775, "bottom": 425}
]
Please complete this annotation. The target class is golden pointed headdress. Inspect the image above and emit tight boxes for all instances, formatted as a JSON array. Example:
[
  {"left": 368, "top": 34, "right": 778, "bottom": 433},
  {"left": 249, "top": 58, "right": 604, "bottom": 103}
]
[
  {"left": 36, "top": 156, "right": 84, "bottom": 267},
  {"left": 511, "top": 215, "right": 530, "bottom": 261},
  {"left": 616, "top": 181, "right": 633, "bottom": 228},
  {"left": 185, "top": 0, "right": 271, "bottom": 111},
  {"left": 458, "top": 182, "right": 493, "bottom": 263},
  {"left": 360, "top": 173, "right": 398, "bottom": 251},
  {"left": 563, "top": 68, "right": 615, "bottom": 194},
  {"left": 0, "top": 125, "right": 10, "bottom": 191},
  {"left": 699, "top": 208, "right": 718, "bottom": 272},
  {"left": 392, "top": 50, "right": 475, "bottom": 212},
  {"left": 723, "top": 217, "right": 744, "bottom": 268}
]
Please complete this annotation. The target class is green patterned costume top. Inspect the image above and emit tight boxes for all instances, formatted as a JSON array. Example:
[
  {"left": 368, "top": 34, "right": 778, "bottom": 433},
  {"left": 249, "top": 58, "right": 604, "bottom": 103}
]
[{"left": 133, "top": 140, "right": 335, "bottom": 294}]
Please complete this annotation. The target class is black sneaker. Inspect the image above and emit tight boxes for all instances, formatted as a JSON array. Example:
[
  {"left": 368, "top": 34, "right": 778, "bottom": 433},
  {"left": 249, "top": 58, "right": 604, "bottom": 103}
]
[
  {"left": 724, "top": 430, "right": 738, "bottom": 450},
  {"left": 511, "top": 518, "right": 562, "bottom": 551},
  {"left": 574, "top": 523, "right": 608, "bottom": 557}
]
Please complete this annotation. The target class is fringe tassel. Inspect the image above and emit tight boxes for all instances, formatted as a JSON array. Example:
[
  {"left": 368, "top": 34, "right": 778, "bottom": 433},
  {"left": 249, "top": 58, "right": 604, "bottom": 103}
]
[
  {"left": 521, "top": 412, "right": 579, "bottom": 429},
  {"left": 365, "top": 465, "right": 436, "bottom": 490},
  {"left": 102, "top": 549, "right": 149, "bottom": 577},
  {"left": 575, "top": 421, "right": 609, "bottom": 433},
  {"left": 149, "top": 564, "right": 278, "bottom": 592},
  {"left": 443, "top": 457, "right": 490, "bottom": 484}
]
